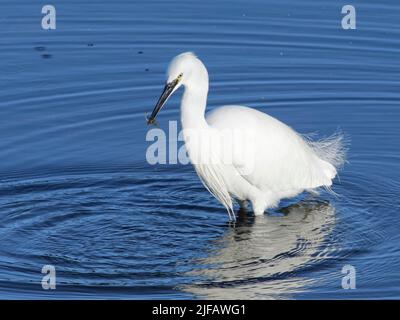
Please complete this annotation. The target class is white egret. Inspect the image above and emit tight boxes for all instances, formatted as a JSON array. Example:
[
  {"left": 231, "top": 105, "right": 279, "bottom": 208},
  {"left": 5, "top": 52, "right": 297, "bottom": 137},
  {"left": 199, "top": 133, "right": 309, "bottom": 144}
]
[{"left": 147, "top": 52, "right": 347, "bottom": 221}]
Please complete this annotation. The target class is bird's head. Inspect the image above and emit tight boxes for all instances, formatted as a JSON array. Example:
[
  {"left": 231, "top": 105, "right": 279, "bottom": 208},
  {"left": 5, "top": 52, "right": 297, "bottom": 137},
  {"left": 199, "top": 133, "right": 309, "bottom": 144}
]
[{"left": 147, "top": 52, "right": 208, "bottom": 125}]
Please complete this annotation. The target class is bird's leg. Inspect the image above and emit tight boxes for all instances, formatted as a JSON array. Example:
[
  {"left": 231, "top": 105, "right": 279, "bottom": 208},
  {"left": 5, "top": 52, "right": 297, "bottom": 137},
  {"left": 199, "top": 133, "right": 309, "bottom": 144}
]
[
  {"left": 238, "top": 199, "right": 248, "bottom": 210},
  {"left": 251, "top": 199, "right": 267, "bottom": 216},
  {"left": 253, "top": 208, "right": 265, "bottom": 216}
]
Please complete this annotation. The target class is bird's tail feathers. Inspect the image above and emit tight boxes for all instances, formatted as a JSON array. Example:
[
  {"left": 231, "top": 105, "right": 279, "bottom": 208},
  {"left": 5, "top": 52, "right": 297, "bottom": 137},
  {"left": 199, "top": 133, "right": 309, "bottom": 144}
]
[{"left": 305, "top": 129, "right": 350, "bottom": 169}]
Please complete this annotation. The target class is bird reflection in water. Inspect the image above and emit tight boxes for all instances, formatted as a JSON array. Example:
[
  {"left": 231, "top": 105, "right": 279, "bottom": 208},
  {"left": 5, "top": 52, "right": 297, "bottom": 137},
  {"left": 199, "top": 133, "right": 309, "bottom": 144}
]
[{"left": 183, "top": 200, "right": 337, "bottom": 299}]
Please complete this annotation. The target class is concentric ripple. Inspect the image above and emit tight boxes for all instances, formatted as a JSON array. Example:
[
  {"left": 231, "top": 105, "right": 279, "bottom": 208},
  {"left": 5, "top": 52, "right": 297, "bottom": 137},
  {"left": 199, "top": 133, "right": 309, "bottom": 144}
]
[
  {"left": 0, "top": 167, "right": 223, "bottom": 298},
  {"left": 0, "top": 160, "right": 398, "bottom": 299}
]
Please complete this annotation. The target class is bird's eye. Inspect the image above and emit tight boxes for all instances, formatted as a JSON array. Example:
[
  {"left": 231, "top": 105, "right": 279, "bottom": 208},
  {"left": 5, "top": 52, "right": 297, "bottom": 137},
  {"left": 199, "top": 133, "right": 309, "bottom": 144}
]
[{"left": 177, "top": 73, "right": 183, "bottom": 81}]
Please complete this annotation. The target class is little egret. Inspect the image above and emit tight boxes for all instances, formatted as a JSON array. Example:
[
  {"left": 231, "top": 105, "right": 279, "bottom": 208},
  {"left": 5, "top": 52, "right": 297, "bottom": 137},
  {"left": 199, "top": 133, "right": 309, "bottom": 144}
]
[{"left": 147, "top": 52, "right": 347, "bottom": 221}]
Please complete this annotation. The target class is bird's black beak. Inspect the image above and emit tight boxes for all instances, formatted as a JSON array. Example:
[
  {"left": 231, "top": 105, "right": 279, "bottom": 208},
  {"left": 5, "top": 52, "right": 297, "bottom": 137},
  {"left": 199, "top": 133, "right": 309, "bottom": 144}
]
[{"left": 147, "top": 78, "right": 179, "bottom": 125}]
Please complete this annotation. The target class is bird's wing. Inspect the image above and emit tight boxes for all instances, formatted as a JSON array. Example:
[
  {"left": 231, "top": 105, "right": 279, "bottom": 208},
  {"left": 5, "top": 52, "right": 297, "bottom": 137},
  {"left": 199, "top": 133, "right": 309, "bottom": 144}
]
[{"left": 206, "top": 105, "right": 336, "bottom": 194}]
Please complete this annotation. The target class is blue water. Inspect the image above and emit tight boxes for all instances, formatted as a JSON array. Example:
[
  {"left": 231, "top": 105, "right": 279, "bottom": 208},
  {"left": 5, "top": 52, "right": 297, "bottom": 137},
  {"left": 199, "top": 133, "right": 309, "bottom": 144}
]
[{"left": 0, "top": 0, "right": 399, "bottom": 299}]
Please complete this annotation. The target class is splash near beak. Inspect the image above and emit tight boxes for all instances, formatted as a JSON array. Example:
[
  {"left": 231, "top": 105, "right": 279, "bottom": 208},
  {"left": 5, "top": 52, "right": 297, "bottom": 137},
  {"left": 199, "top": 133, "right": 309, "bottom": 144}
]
[{"left": 147, "top": 78, "right": 179, "bottom": 125}]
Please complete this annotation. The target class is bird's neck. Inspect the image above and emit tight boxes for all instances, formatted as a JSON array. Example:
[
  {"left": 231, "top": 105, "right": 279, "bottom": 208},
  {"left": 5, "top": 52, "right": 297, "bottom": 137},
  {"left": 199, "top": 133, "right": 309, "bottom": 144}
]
[{"left": 180, "top": 81, "right": 209, "bottom": 130}]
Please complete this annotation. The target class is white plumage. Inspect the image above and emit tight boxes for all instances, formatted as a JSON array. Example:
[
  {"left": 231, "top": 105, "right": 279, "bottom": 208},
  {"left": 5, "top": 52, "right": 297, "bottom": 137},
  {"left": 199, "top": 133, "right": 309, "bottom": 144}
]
[{"left": 148, "top": 52, "right": 347, "bottom": 220}]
